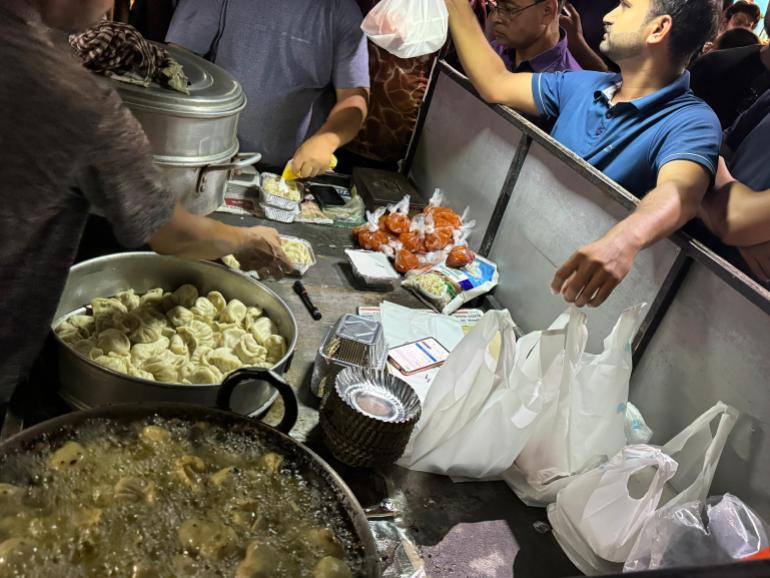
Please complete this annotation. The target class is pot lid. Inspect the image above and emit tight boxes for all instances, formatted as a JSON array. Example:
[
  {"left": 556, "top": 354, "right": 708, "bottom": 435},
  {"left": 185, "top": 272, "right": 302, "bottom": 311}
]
[{"left": 114, "top": 44, "right": 246, "bottom": 118}]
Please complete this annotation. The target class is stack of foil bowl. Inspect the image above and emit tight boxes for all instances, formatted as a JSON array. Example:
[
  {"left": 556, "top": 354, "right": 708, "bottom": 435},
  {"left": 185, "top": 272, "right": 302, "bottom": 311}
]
[{"left": 320, "top": 367, "right": 421, "bottom": 468}]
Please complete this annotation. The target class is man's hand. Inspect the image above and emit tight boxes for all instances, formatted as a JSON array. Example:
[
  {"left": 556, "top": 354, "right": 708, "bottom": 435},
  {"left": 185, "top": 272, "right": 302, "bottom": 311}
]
[
  {"left": 234, "top": 226, "right": 294, "bottom": 279},
  {"left": 551, "top": 231, "right": 641, "bottom": 308},
  {"left": 290, "top": 134, "right": 337, "bottom": 179},
  {"left": 740, "top": 242, "right": 770, "bottom": 283},
  {"left": 559, "top": 2, "right": 583, "bottom": 44}
]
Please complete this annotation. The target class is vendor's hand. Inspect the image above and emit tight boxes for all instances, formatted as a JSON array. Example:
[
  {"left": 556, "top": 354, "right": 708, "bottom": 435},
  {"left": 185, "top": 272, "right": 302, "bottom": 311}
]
[
  {"left": 560, "top": 2, "right": 584, "bottom": 43},
  {"left": 740, "top": 242, "right": 770, "bottom": 283},
  {"left": 235, "top": 226, "right": 294, "bottom": 279},
  {"left": 291, "top": 135, "right": 336, "bottom": 179},
  {"left": 551, "top": 233, "right": 639, "bottom": 308}
]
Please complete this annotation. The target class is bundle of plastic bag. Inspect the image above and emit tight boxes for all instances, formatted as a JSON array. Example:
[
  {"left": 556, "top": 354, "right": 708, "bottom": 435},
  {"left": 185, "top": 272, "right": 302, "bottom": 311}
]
[
  {"left": 624, "top": 494, "right": 770, "bottom": 572},
  {"left": 547, "top": 402, "right": 739, "bottom": 575},
  {"left": 504, "top": 304, "right": 647, "bottom": 506},
  {"left": 397, "top": 309, "right": 566, "bottom": 478},
  {"left": 361, "top": 0, "right": 449, "bottom": 59}
]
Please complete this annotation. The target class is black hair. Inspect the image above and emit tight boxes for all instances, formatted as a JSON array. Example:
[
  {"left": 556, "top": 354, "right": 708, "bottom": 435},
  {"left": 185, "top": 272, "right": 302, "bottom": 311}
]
[
  {"left": 725, "top": 0, "right": 762, "bottom": 25},
  {"left": 714, "top": 26, "right": 760, "bottom": 49},
  {"left": 649, "top": 0, "right": 720, "bottom": 66}
]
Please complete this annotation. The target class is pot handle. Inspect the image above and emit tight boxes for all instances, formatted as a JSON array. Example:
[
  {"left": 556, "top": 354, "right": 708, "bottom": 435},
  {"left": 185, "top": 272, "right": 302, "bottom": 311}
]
[
  {"left": 202, "top": 152, "right": 262, "bottom": 174},
  {"left": 216, "top": 368, "right": 299, "bottom": 434}
]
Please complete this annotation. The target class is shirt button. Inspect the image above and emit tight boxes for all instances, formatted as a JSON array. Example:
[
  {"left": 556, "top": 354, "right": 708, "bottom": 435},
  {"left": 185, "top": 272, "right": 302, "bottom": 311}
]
[{"left": 605, "top": 111, "right": 612, "bottom": 119}]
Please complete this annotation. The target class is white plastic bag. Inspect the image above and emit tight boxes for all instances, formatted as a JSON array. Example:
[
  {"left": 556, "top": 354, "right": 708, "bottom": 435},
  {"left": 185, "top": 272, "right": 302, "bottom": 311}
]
[
  {"left": 625, "top": 402, "right": 654, "bottom": 445},
  {"left": 397, "top": 309, "right": 566, "bottom": 478},
  {"left": 504, "top": 304, "right": 646, "bottom": 506},
  {"left": 361, "top": 0, "right": 448, "bottom": 59},
  {"left": 547, "top": 402, "right": 739, "bottom": 575},
  {"left": 624, "top": 494, "right": 770, "bottom": 572}
]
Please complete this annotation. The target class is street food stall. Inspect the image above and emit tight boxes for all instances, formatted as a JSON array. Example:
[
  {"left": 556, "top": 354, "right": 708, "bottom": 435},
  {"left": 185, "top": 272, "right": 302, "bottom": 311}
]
[{"left": 3, "top": 42, "right": 770, "bottom": 577}]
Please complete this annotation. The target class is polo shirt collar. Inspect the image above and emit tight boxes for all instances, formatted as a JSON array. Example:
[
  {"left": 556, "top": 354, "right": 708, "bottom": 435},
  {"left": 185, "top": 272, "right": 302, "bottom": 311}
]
[{"left": 593, "top": 71, "right": 693, "bottom": 112}]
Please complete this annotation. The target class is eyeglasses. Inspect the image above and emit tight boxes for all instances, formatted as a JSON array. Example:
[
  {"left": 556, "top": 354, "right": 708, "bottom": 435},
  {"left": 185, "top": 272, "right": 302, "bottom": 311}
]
[{"left": 491, "top": 0, "right": 545, "bottom": 19}]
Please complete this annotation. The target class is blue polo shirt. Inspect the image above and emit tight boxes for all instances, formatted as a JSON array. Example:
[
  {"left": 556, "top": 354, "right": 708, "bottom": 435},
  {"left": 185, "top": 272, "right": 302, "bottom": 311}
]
[{"left": 532, "top": 71, "right": 722, "bottom": 196}]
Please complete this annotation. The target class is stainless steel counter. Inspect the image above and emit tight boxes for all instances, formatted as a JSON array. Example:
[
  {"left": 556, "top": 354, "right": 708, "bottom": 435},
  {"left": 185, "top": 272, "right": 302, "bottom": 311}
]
[{"left": 213, "top": 213, "right": 579, "bottom": 578}]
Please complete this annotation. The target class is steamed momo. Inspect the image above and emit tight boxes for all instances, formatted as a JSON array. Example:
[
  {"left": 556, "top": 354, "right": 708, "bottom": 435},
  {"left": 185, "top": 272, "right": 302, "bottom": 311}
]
[{"left": 56, "top": 284, "right": 287, "bottom": 385}]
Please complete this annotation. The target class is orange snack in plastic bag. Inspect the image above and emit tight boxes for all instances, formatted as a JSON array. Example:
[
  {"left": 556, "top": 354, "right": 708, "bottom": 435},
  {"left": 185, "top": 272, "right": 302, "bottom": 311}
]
[
  {"left": 424, "top": 228, "right": 453, "bottom": 252},
  {"left": 446, "top": 245, "right": 475, "bottom": 268},
  {"left": 395, "top": 249, "right": 420, "bottom": 273},
  {"left": 399, "top": 231, "right": 425, "bottom": 253},
  {"left": 386, "top": 212, "right": 411, "bottom": 235}
]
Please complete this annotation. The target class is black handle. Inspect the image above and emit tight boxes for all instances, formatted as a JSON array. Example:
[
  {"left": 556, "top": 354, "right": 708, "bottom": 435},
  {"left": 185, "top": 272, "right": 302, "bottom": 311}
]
[
  {"left": 293, "top": 281, "right": 322, "bottom": 320},
  {"left": 217, "top": 368, "right": 299, "bottom": 434}
]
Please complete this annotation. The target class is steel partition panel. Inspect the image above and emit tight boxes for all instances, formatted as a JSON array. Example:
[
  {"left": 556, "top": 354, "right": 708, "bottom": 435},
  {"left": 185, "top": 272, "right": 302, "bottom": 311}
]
[
  {"left": 408, "top": 73, "right": 524, "bottom": 252},
  {"left": 630, "top": 261, "right": 770, "bottom": 518},
  {"left": 488, "top": 142, "right": 681, "bottom": 353}
]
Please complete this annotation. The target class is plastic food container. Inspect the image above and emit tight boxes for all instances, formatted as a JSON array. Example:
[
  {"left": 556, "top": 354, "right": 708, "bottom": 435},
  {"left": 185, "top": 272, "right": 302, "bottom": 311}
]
[
  {"left": 259, "top": 172, "right": 302, "bottom": 212},
  {"left": 345, "top": 249, "right": 400, "bottom": 287},
  {"left": 280, "top": 235, "right": 316, "bottom": 276}
]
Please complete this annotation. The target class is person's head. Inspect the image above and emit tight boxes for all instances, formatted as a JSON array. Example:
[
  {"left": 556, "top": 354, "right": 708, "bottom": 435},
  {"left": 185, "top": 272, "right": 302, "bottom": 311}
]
[
  {"left": 600, "top": 0, "right": 718, "bottom": 69},
  {"left": 30, "top": 0, "right": 112, "bottom": 32},
  {"left": 724, "top": 0, "right": 762, "bottom": 30},
  {"left": 713, "top": 25, "right": 760, "bottom": 49},
  {"left": 490, "top": 0, "right": 564, "bottom": 50}
]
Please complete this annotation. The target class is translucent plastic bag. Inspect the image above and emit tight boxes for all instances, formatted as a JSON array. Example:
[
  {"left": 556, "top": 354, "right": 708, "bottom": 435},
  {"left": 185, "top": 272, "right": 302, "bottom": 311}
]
[
  {"left": 624, "top": 494, "right": 770, "bottom": 572},
  {"left": 504, "top": 304, "right": 647, "bottom": 507},
  {"left": 547, "top": 402, "right": 739, "bottom": 575},
  {"left": 397, "top": 309, "right": 566, "bottom": 478},
  {"left": 361, "top": 0, "right": 449, "bottom": 59}
]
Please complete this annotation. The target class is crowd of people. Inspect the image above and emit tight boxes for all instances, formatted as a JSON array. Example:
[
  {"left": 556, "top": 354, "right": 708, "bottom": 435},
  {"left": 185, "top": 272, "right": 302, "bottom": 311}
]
[{"left": 1, "top": 0, "right": 769, "bottom": 409}]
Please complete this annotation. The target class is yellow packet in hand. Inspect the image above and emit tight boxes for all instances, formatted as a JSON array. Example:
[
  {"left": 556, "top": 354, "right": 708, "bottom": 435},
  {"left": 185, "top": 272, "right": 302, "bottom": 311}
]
[{"left": 281, "top": 154, "right": 338, "bottom": 181}]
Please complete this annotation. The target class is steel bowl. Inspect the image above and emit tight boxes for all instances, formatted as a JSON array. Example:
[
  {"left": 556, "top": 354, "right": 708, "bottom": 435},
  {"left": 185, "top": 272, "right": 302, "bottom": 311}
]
[{"left": 51, "top": 252, "right": 298, "bottom": 418}]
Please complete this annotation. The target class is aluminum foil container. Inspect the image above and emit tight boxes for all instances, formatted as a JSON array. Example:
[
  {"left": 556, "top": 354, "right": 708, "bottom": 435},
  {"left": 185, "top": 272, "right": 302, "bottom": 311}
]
[
  {"left": 320, "top": 367, "right": 421, "bottom": 467},
  {"left": 260, "top": 202, "right": 300, "bottom": 224},
  {"left": 259, "top": 172, "right": 302, "bottom": 212}
]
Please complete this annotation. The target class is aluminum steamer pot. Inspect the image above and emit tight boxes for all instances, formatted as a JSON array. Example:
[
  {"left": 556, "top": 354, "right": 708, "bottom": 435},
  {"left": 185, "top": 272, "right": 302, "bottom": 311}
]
[
  {"left": 52, "top": 253, "right": 298, "bottom": 419},
  {"left": 0, "top": 402, "right": 380, "bottom": 577},
  {"left": 113, "top": 45, "right": 257, "bottom": 215}
]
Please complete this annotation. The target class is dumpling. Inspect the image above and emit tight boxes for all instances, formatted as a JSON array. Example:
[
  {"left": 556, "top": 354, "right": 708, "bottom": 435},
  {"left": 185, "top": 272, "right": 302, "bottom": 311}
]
[
  {"left": 129, "top": 323, "right": 163, "bottom": 345},
  {"left": 97, "top": 329, "right": 131, "bottom": 356},
  {"left": 177, "top": 519, "right": 237, "bottom": 560},
  {"left": 49, "top": 441, "right": 86, "bottom": 471},
  {"left": 139, "top": 288, "right": 165, "bottom": 309},
  {"left": 68, "top": 314, "right": 96, "bottom": 336},
  {"left": 134, "top": 305, "right": 169, "bottom": 329},
  {"left": 173, "top": 284, "right": 199, "bottom": 308},
  {"left": 127, "top": 364, "right": 155, "bottom": 381},
  {"left": 214, "top": 321, "right": 238, "bottom": 333},
  {"left": 55, "top": 321, "right": 86, "bottom": 345},
  {"left": 143, "top": 350, "right": 184, "bottom": 383},
  {"left": 220, "top": 299, "right": 247, "bottom": 324},
  {"left": 178, "top": 320, "right": 215, "bottom": 352},
  {"left": 312, "top": 557, "right": 352, "bottom": 578},
  {"left": 191, "top": 345, "right": 214, "bottom": 366},
  {"left": 235, "top": 541, "right": 279, "bottom": 578},
  {"left": 221, "top": 254, "right": 241, "bottom": 270},
  {"left": 243, "top": 306, "right": 263, "bottom": 330},
  {"left": 131, "top": 337, "right": 170, "bottom": 365},
  {"left": 206, "top": 348, "right": 242, "bottom": 374},
  {"left": 116, "top": 289, "right": 141, "bottom": 311},
  {"left": 72, "top": 339, "right": 99, "bottom": 359},
  {"left": 191, "top": 297, "right": 218, "bottom": 320},
  {"left": 222, "top": 327, "right": 247, "bottom": 350},
  {"left": 249, "top": 317, "right": 276, "bottom": 345},
  {"left": 234, "top": 334, "right": 267, "bottom": 365},
  {"left": 207, "top": 291, "right": 227, "bottom": 315},
  {"left": 167, "top": 306, "right": 194, "bottom": 328},
  {"left": 161, "top": 291, "right": 177, "bottom": 312},
  {"left": 95, "top": 353, "right": 129, "bottom": 373},
  {"left": 91, "top": 297, "right": 128, "bottom": 318},
  {"left": 169, "top": 334, "right": 189, "bottom": 356},
  {"left": 95, "top": 309, "right": 137, "bottom": 334},
  {"left": 185, "top": 365, "right": 223, "bottom": 385},
  {"left": 304, "top": 528, "right": 344, "bottom": 558},
  {"left": 264, "top": 334, "right": 287, "bottom": 363}
]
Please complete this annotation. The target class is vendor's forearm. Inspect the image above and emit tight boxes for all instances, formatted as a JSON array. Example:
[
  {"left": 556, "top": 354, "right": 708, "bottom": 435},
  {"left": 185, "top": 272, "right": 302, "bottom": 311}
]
[
  {"left": 149, "top": 203, "right": 249, "bottom": 260},
  {"left": 312, "top": 92, "right": 369, "bottom": 149}
]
